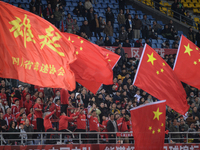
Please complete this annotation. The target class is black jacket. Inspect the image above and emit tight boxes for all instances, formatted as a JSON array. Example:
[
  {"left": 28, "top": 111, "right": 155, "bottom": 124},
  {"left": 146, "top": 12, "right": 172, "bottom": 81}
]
[{"left": 107, "top": 120, "right": 117, "bottom": 132}]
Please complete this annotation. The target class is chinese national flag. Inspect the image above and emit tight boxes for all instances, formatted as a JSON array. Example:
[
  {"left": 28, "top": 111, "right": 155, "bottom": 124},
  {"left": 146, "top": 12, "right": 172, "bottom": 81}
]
[
  {"left": 130, "top": 101, "right": 166, "bottom": 150},
  {"left": 133, "top": 44, "right": 189, "bottom": 115},
  {"left": 173, "top": 35, "right": 200, "bottom": 89},
  {"left": 0, "top": 2, "right": 76, "bottom": 91},
  {"left": 76, "top": 45, "right": 120, "bottom": 93},
  {"left": 62, "top": 33, "right": 115, "bottom": 87}
]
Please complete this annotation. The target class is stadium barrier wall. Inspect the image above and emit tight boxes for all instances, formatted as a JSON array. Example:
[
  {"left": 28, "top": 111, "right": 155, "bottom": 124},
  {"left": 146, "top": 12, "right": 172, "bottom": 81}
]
[
  {"left": 0, "top": 143, "right": 200, "bottom": 150},
  {"left": 102, "top": 46, "right": 177, "bottom": 58}
]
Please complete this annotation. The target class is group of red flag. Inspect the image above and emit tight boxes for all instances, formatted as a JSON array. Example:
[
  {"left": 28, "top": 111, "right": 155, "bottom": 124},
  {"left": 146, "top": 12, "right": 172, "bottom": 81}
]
[
  {"left": 1, "top": 1, "right": 199, "bottom": 149},
  {"left": 131, "top": 35, "right": 200, "bottom": 149},
  {"left": 0, "top": 2, "right": 120, "bottom": 94}
]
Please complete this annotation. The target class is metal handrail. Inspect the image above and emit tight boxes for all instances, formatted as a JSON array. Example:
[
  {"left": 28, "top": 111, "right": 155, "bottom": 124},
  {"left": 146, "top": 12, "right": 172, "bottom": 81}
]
[
  {"left": 0, "top": 131, "right": 200, "bottom": 145},
  {"left": 140, "top": 0, "right": 198, "bottom": 29}
]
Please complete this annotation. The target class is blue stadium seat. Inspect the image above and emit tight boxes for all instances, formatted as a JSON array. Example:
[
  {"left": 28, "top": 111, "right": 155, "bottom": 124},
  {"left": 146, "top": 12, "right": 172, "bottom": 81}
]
[
  {"left": 130, "top": 10, "right": 136, "bottom": 15},
  {"left": 157, "top": 44, "right": 161, "bottom": 48},
  {"left": 96, "top": 4, "right": 102, "bottom": 8},
  {"left": 99, "top": 9, "right": 105, "bottom": 13},
  {"left": 151, "top": 39, "right": 157, "bottom": 44},
  {"left": 126, "top": 5, "right": 132, "bottom": 9},
  {"left": 178, "top": 31, "right": 183, "bottom": 35},
  {"left": 91, "top": 37, "right": 97, "bottom": 42},
  {"left": 157, "top": 21, "right": 165, "bottom": 26},
  {"left": 102, "top": 4, "right": 107, "bottom": 8},
  {"left": 113, "top": 4, "right": 118, "bottom": 9},
  {"left": 157, "top": 39, "right": 163, "bottom": 44},
  {"left": 78, "top": 17, "right": 84, "bottom": 22},
  {"left": 99, "top": 13, "right": 104, "bottom": 17},
  {"left": 72, "top": 2, "right": 77, "bottom": 6},
  {"left": 152, "top": 43, "right": 156, "bottom": 48},
  {"left": 70, "top": 7, "right": 75, "bottom": 11},
  {"left": 113, "top": 24, "right": 119, "bottom": 29},
  {"left": 169, "top": 40, "right": 174, "bottom": 45},
  {"left": 116, "top": 33, "right": 119, "bottom": 38},
  {"left": 94, "top": 8, "right": 99, "bottom": 12},
  {"left": 136, "top": 10, "right": 143, "bottom": 15},
  {"left": 142, "top": 39, "right": 145, "bottom": 43},
  {"left": 66, "top": 2, "right": 71, "bottom": 6},
  {"left": 157, "top": 35, "right": 163, "bottom": 39}
]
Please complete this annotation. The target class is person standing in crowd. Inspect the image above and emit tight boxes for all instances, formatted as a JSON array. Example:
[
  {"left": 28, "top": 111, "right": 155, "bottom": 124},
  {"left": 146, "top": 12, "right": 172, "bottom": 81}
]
[
  {"left": 133, "top": 14, "right": 142, "bottom": 39},
  {"left": 106, "top": 7, "right": 114, "bottom": 27},
  {"left": 59, "top": 111, "right": 78, "bottom": 142},
  {"left": 117, "top": 9, "right": 126, "bottom": 29},
  {"left": 187, "top": 27, "right": 196, "bottom": 43},
  {"left": 107, "top": 113, "right": 117, "bottom": 143},
  {"left": 33, "top": 98, "right": 44, "bottom": 133},
  {"left": 74, "top": 105, "right": 87, "bottom": 143},
  {"left": 24, "top": 119, "right": 34, "bottom": 145}
]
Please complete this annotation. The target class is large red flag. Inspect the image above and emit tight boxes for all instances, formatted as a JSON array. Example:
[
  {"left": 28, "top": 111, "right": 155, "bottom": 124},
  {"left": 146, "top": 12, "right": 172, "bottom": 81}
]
[
  {"left": 77, "top": 45, "right": 120, "bottom": 93},
  {"left": 174, "top": 35, "right": 200, "bottom": 89},
  {"left": 130, "top": 101, "right": 166, "bottom": 150},
  {"left": 62, "top": 33, "right": 114, "bottom": 86},
  {"left": 133, "top": 44, "right": 189, "bottom": 115},
  {"left": 0, "top": 2, "right": 76, "bottom": 91}
]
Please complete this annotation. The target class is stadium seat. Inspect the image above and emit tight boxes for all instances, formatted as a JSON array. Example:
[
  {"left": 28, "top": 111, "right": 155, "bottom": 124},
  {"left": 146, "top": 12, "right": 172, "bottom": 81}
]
[
  {"left": 157, "top": 44, "right": 162, "bottom": 48},
  {"left": 169, "top": 40, "right": 174, "bottom": 45},
  {"left": 152, "top": 43, "right": 156, "bottom": 48},
  {"left": 157, "top": 39, "right": 163, "bottom": 44},
  {"left": 113, "top": 24, "right": 119, "bottom": 29},
  {"left": 151, "top": 39, "right": 157, "bottom": 44}
]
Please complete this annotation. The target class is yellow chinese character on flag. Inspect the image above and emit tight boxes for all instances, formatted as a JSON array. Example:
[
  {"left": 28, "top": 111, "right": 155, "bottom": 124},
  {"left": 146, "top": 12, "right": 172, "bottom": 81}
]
[
  {"left": 38, "top": 26, "right": 64, "bottom": 57},
  {"left": 12, "top": 57, "right": 20, "bottom": 65},
  {"left": 58, "top": 67, "right": 65, "bottom": 76},
  {"left": 9, "top": 14, "right": 35, "bottom": 48},
  {"left": 49, "top": 65, "right": 56, "bottom": 74},
  {"left": 40, "top": 64, "right": 49, "bottom": 73},
  {"left": 24, "top": 60, "right": 33, "bottom": 70},
  {"left": 34, "top": 62, "right": 40, "bottom": 71}
]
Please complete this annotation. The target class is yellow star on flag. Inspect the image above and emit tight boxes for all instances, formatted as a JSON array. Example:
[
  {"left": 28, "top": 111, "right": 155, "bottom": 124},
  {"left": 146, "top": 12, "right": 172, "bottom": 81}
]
[
  {"left": 108, "top": 59, "right": 111, "bottom": 62},
  {"left": 161, "top": 69, "right": 164, "bottom": 73},
  {"left": 153, "top": 108, "right": 163, "bottom": 120},
  {"left": 149, "top": 126, "right": 152, "bottom": 130},
  {"left": 198, "top": 59, "right": 200, "bottom": 62},
  {"left": 80, "top": 40, "right": 83, "bottom": 44},
  {"left": 184, "top": 44, "right": 193, "bottom": 56},
  {"left": 158, "top": 128, "right": 161, "bottom": 133},
  {"left": 152, "top": 130, "right": 155, "bottom": 134},
  {"left": 156, "top": 71, "right": 159, "bottom": 75},
  {"left": 80, "top": 47, "right": 83, "bottom": 50},
  {"left": 161, "top": 123, "right": 164, "bottom": 126},
  {"left": 147, "top": 52, "right": 157, "bottom": 65},
  {"left": 194, "top": 61, "right": 197, "bottom": 65},
  {"left": 162, "top": 63, "right": 165, "bottom": 66},
  {"left": 76, "top": 51, "right": 78, "bottom": 55},
  {"left": 196, "top": 47, "right": 199, "bottom": 50}
]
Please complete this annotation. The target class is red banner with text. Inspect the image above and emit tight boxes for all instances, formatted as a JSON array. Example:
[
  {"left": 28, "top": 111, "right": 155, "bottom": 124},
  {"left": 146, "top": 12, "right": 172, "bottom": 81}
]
[
  {"left": 102, "top": 46, "right": 177, "bottom": 58},
  {"left": 1, "top": 144, "right": 200, "bottom": 150}
]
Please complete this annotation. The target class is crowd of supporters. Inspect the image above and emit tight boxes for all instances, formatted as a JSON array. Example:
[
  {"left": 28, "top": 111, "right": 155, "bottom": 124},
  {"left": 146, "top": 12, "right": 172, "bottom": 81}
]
[
  {"left": 0, "top": 51, "right": 200, "bottom": 145},
  {"left": 17, "top": 0, "right": 200, "bottom": 48}
]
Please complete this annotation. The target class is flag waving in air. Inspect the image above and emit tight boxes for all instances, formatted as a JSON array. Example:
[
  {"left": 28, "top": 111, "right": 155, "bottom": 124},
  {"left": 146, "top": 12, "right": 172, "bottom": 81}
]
[
  {"left": 130, "top": 100, "right": 166, "bottom": 150},
  {"left": 62, "top": 33, "right": 117, "bottom": 89},
  {"left": 174, "top": 35, "right": 200, "bottom": 89},
  {"left": 133, "top": 44, "right": 189, "bottom": 115},
  {"left": 0, "top": 2, "right": 76, "bottom": 90}
]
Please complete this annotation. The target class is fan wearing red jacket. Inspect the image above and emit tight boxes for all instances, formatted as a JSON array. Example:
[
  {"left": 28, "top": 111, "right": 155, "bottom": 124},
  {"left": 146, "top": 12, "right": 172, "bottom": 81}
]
[
  {"left": 24, "top": 94, "right": 33, "bottom": 115},
  {"left": 60, "top": 89, "right": 69, "bottom": 114},
  {"left": 44, "top": 110, "right": 56, "bottom": 144},
  {"left": 21, "top": 87, "right": 31, "bottom": 107},
  {"left": 87, "top": 108, "right": 105, "bottom": 143},
  {"left": 0, "top": 88, "right": 7, "bottom": 106},
  {"left": 59, "top": 112, "right": 78, "bottom": 141},
  {"left": 74, "top": 105, "right": 87, "bottom": 143},
  {"left": 27, "top": 108, "right": 37, "bottom": 139},
  {"left": 3, "top": 108, "right": 15, "bottom": 129},
  {"left": 101, "top": 116, "right": 109, "bottom": 142},
  {"left": 15, "top": 107, "right": 25, "bottom": 126},
  {"left": 54, "top": 99, "right": 61, "bottom": 130},
  {"left": 11, "top": 99, "right": 20, "bottom": 116},
  {"left": 33, "top": 98, "right": 44, "bottom": 132}
]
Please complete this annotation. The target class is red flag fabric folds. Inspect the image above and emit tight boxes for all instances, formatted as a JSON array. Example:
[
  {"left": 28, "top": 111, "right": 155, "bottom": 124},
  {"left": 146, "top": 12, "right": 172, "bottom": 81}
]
[
  {"left": 133, "top": 44, "right": 189, "bottom": 115},
  {"left": 174, "top": 35, "right": 200, "bottom": 89},
  {"left": 62, "top": 33, "right": 119, "bottom": 93},
  {"left": 130, "top": 101, "right": 166, "bottom": 150},
  {"left": 0, "top": 2, "right": 76, "bottom": 90}
]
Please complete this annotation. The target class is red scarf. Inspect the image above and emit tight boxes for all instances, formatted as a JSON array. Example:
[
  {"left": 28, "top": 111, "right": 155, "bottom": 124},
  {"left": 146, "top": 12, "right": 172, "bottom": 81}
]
[
  {"left": 66, "top": 18, "right": 74, "bottom": 30},
  {"left": 46, "top": 7, "right": 52, "bottom": 17}
]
